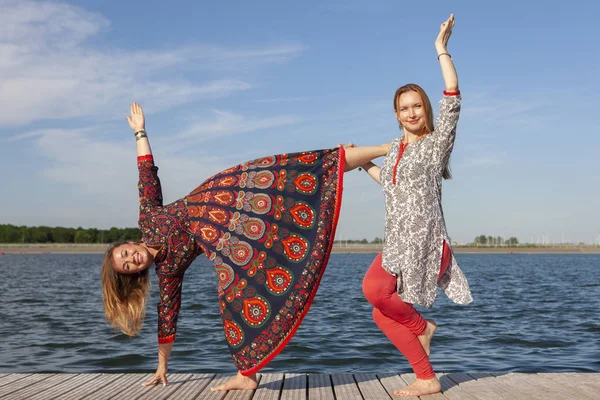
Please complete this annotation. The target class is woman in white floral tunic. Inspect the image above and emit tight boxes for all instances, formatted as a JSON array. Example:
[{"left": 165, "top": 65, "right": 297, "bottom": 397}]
[{"left": 360, "top": 14, "right": 472, "bottom": 397}]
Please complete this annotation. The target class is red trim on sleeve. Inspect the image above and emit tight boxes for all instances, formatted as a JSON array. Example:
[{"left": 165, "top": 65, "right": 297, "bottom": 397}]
[
  {"left": 137, "top": 155, "right": 154, "bottom": 162},
  {"left": 443, "top": 90, "right": 461, "bottom": 96},
  {"left": 158, "top": 335, "right": 175, "bottom": 344}
]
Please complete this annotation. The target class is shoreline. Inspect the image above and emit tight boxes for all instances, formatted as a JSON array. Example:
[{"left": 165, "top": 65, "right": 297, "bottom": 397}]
[{"left": 1, "top": 243, "right": 599, "bottom": 254}]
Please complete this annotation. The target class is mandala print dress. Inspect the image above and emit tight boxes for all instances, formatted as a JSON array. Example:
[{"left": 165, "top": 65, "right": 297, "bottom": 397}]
[{"left": 137, "top": 148, "right": 345, "bottom": 376}]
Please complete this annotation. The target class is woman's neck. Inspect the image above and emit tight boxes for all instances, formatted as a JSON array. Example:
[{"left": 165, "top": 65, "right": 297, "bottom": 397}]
[
  {"left": 403, "top": 130, "right": 427, "bottom": 143},
  {"left": 142, "top": 242, "right": 160, "bottom": 257}
]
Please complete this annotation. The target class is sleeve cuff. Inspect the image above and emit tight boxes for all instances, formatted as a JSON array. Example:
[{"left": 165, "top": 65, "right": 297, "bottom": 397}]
[
  {"left": 443, "top": 90, "right": 461, "bottom": 96},
  {"left": 137, "top": 155, "right": 154, "bottom": 163},
  {"left": 158, "top": 335, "right": 175, "bottom": 344}
]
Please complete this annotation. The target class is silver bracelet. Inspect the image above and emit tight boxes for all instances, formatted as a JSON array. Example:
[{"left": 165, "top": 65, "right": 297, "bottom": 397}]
[{"left": 134, "top": 130, "right": 147, "bottom": 141}]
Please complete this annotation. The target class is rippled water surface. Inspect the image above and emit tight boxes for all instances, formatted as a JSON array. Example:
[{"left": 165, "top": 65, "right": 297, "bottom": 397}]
[{"left": 1, "top": 253, "right": 599, "bottom": 374}]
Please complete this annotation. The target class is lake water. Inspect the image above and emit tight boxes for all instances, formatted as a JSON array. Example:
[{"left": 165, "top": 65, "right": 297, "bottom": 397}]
[{"left": 0, "top": 253, "right": 599, "bottom": 375}]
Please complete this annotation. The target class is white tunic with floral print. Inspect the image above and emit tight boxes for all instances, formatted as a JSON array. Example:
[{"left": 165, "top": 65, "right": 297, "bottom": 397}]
[{"left": 380, "top": 94, "right": 473, "bottom": 308}]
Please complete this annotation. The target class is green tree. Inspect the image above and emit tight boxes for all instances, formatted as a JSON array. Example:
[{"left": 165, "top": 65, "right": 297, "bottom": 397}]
[
  {"left": 74, "top": 229, "right": 93, "bottom": 243},
  {"left": 506, "top": 237, "right": 519, "bottom": 246},
  {"left": 475, "top": 235, "right": 487, "bottom": 245}
]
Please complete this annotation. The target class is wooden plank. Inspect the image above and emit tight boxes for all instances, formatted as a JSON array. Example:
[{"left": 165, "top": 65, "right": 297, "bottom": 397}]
[
  {"left": 25, "top": 373, "right": 100, "bottom": 400},
  {"left": 135, "top": 373, "right": 193, "bottom": 400},
  {"left": 444, "top": 372, "right": 512, "bottom": 400},
  {"left": 538, "top": 373, "right": 598, "bottom": 399},
  {"left": 378, "top": 373, "right": 417, "bottom": 400},
  {"left": 280, "top": 373, "right": 306, "bottom": 400},
  {"left": 79, "top": 373, "right": 151, "bottom": 400},
  {"left": 0, "top": 375, "right": 32, "bottom": 389},
  {"left": 3, "top": 374, "right": 77, "bottom": 400},
  {"left": 108, "top": 373, "right": 162, "bottom": 400},
  {"left": 400, "top": 373, "right": 450, "bottom": 400},
  {"left": 154, "top": 373, "right": 215, "bottom": 400},
  {"left": 221, "top": 373, "right": 263, "bottom": 400},
  {"left": 582, "top": 372, "right": 600, "bottom": 388},
  {"left": 188, "top": 374, "right": 236, "bottom": 400},
  {"left": 307, "top": 373, "right": 334, "bottom": 400},
  {"left": 0, "top": 374, "right": 56, "bottom": 398},
  {"left": 491, "top": 373, "right": 550, "bottom": 400},
  {"left": 59, "top": 374, "right": 124, "bottom": 400},
  {"left": 505, "top": 372, "right": 587, "bottom": 400},
  {"left": 354, "top": 373, "right": 391, "bottom": 400},
  {"left": 331, "top": 374, "right": 362, "bottom": 400},
  {"left": 248, "top": 373, "right": 283, "bottom": 400},
  {"left": 437, "top": 373, "right": 478, "bottom": 400}
]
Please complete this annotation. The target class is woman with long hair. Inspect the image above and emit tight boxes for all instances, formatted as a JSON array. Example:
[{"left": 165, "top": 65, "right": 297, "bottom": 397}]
[
  {"left": 101, "top": 102, "right": 388, "bottom": 391},
  {"left": 360, "top": 14, "right": 472, "bottom": 396}
]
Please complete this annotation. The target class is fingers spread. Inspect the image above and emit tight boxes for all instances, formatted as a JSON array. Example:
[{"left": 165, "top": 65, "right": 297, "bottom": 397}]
[{"left": 142, "top": 377, "right": 159, "bottom": 387}]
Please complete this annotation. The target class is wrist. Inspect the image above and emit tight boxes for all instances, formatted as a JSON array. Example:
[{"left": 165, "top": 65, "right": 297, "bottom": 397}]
[
  {"left": 435, "top": 45, "right": 447, "bottom": 53},
  {"left": 134, "top": 129, "right": 147, "bottom": 141}
]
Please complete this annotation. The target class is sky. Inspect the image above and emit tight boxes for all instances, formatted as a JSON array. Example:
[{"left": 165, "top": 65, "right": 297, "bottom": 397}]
[{"left": 0, "top": 0, "right": 599, "bottom": 245}]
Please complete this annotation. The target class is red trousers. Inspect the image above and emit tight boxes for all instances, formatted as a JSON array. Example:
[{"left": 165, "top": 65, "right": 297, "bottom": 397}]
[{"left": 362, "top": 241, "right": 451, "bottom": 379}]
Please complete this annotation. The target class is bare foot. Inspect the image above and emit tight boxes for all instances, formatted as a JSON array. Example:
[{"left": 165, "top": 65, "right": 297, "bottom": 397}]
[
  {"left": 211, "top": 371, "right": 258, "bottom": 391},
  {"left": 394, "top": 377, "right": 441, "bottom": 396},
  {"left": 417, "top": 319, "right": 437, "bottom": 356}
]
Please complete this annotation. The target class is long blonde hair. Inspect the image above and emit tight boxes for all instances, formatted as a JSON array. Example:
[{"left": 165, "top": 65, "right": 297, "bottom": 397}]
[
  {"left": 393, "top": 83, "right": 452, "bottom": 180},
  {"left": 101, "top": 241, "right": 151, "bottom": 336}
]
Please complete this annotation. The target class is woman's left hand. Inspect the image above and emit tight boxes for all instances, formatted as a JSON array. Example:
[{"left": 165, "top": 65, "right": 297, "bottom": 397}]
[
  {"left": 126, "top": 102, "right": 146, "bottom": 134},
  {"left": 435, "top": 14, "right": 455, "bottom": 49},
  {"left": 337, "top": 142, "right": 357, "bottom": 149}
]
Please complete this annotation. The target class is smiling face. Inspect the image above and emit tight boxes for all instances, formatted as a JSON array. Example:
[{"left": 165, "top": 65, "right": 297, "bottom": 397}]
[
  {"left": 110, "top": 242, "right": 153, "bottom": 274},
  {"left": 395, "top": 90, "right": 428, "bottom": 135}
]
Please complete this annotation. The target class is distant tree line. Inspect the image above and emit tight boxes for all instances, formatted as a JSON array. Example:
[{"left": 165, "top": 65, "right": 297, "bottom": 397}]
[
  {"left": 473, "top": 235, "right": 519, "bottom": 246},
  {"left": 0, "top": 224, "right": 141, "bottom": 244},
  {"left": 333, "top": 237, "right": 384, "bottom": 245}
]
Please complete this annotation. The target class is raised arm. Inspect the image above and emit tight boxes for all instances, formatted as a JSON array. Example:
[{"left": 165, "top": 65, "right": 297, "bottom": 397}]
[
  {"left": 435, "top": 14, "right": 458, "bottom": 93},
  {"left": 127, "top": 103, "right": 164, "bottom": 209},
  {"left": 432, "top": 15, "right": 462, "bottom": 160}
]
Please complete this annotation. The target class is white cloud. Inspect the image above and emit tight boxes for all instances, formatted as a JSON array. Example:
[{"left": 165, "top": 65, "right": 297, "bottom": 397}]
[
  {"left": 172, "top": 109, "right": 300, "bottom": 143},
  {"left": 0, "top": 0, "right": 303, "bottom": 128}
]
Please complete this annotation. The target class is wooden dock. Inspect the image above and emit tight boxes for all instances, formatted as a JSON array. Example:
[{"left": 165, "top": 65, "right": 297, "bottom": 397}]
[{"left": 0, "top": 372, "right": 597, "bottom": 399}]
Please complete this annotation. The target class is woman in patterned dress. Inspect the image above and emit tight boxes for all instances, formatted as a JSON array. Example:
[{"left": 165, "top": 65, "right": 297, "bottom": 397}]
[
  {"left": 359, "top": 14, "right": 472, "bottom": 397},
  {"left": 100, "top": 102, "right": 388, "bottom": 391}
]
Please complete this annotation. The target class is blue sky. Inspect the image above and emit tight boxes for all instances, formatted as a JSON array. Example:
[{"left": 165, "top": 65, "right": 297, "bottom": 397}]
[{"left": 1, "top": 0, "right": 598, "bottom": 244}]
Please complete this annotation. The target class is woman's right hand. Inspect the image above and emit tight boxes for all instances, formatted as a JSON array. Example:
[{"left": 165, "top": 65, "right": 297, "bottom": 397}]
[
  {"left": 435, "top": 14, "right": 455, "bottom": 50},
  {"left": 143, "top": 363, "right": 168, "bottom": 387},
  {"left": 126, "top": 102, "right": 146, "bottom": 133}
]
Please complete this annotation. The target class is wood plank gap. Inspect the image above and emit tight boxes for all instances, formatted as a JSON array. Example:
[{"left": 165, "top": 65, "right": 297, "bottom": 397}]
[
  {"left": 0, "top": 374, "right": 33, "bottom": 389},
  {"left": 0, "top": 374, "right": 63, "bottom": 398},
  {"left": 280, "top": 373, "right": 306, "bottom": 400},
  {"left": 158, "top": 373, "right": 215, "bottom": 400},
  {"left": 59, "top": 373, "right": 124, "bottom": 400},
  {"left": 436, "top": 373, "right": 478, "bottom": 400},
  {"left": 26, "top": 373, "right": 100, "bottom": 400}
]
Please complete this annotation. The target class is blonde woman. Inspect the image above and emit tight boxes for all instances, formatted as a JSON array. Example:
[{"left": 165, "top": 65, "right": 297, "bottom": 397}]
[
  {"left": 101, "top": 102, "right": 388, "bottom": 391},
  {"left": 360, "top": 14, "right": 473, "bottom": 396}
]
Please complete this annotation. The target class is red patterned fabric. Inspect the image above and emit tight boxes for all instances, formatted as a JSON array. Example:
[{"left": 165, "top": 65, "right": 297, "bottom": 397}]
[{"left": 137, "top": 148, "right": 344, "bottom": 373}]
